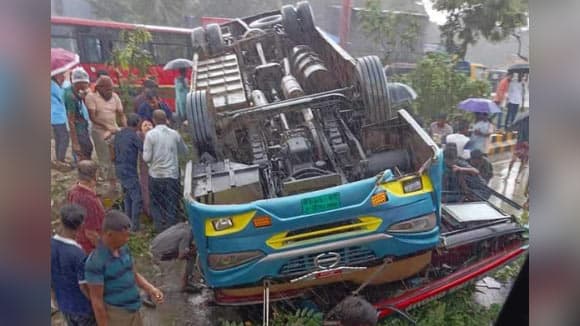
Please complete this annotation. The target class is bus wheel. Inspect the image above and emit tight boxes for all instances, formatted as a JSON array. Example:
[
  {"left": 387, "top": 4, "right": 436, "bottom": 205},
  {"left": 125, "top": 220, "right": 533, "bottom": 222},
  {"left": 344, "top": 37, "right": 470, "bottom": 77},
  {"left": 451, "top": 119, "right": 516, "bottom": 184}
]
[
  {"left": 249, "top": 14, "right": 282, "bottom": 29},
  {"left": 206, "top": 23, "right": 226, "bottom": 56},
  {"left": 281, "top": 5, "right": 300, "bottom": 42},
  {"left": 296, "top": 1, "right": 316, "bottom": 36},
  {"left": 355, "top": 56, "right": 391, "bottom": 123},
  {"left": 186, "top": 90, "right": 216, "bottom": 155},
  {"left": 191, "top": 27, "right": 208, "bottom": 56}
]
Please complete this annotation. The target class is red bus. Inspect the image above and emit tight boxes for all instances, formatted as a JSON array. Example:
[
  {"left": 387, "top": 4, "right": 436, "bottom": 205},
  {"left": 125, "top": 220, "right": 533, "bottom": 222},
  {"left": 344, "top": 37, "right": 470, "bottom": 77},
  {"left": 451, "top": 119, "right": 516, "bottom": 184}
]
[{"left": 50, "top": 16, "right": 194, "bottom": 110}]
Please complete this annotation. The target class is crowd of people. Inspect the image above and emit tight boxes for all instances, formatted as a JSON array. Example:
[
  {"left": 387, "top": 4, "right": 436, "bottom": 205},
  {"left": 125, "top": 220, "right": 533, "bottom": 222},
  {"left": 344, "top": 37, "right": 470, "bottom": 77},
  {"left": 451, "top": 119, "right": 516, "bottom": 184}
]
[
  {"left": 50, "top": 66, "right": 198, "bottom": 325},
  {"left": 427, "top": 87, "right": 529, "bottom": 203}
]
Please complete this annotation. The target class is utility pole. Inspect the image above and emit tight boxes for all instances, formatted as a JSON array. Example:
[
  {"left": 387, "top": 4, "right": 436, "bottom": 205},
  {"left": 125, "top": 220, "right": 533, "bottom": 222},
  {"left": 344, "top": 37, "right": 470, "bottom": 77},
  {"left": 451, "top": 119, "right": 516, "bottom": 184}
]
[{"left": 339, "top": 0, "right": 352, "bottom": 48}]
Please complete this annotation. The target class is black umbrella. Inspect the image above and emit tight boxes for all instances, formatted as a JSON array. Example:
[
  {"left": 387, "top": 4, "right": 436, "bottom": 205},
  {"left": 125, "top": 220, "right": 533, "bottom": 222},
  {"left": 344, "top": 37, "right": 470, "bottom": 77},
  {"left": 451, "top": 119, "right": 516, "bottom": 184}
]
[
  {"left": 507, "top": 63, "right": 529, "bottom": 74},
  {"left": 386, "top": 82, "right": 417, "bottom": 107}
]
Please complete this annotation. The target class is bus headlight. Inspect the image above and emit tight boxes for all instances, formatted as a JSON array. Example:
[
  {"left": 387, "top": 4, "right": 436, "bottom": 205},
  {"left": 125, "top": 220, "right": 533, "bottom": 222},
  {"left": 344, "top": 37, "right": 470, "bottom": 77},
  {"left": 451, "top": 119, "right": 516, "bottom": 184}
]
[
  {"left": 387, "top": 213, "right": 436, "bottom": 233},
  {"left": 208, "top": 250, "right": 265, "bottom": 270},
  {"left": 212, "top": 217, "right": 234, "bottom": 231},
  {"left": 402, "top": 177, "right": 423, "bottom": 193}
]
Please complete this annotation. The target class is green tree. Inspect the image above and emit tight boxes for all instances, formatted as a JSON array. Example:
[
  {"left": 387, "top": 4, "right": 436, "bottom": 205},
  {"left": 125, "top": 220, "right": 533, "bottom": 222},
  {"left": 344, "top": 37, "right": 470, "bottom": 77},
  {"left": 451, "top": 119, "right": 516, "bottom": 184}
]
[
  {"left": 109, "top": 28, "right": 154, "bottom": 112},
  {"left": 434, "top": 0, "right": 528, "bottom": 60},
  {"left": 359, "top": 0, "right": 422, "bottom": 63},
  {"left": 395, "top": 53, "right": 489, "bottom": 122}
]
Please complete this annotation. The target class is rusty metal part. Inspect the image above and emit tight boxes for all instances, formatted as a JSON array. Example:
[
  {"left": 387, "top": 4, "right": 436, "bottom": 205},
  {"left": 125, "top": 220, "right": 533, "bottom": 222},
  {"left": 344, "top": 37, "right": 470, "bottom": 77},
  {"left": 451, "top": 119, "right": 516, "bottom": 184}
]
[
  {"left": 251, "top": 90, "right": 269, "bottom": 107},
  {"left": 281, "top": 75, "right": 304, "bottom": 99}
]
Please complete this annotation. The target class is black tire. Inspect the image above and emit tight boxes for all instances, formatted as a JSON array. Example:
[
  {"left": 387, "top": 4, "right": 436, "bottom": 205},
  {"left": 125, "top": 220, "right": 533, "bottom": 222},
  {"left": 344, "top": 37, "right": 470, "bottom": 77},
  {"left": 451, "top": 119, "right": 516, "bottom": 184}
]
[
  {"left": 243, "top": 28, "right": 267, "bottom": 39},
  {"left": 281, "top": 5, "right": 300, "bottom": 41},
  {"left": 296, "top": 1, "right": 315, "bottom": 34},
  {"left": 355, "top": 55, "right": 391, "bottom": 122},
  {"left": 185, "top": 91, "right": 202, "bottom": 146},
  {"left": 191, "top": 27, "right": 208, "bottom": 55},
  {"left": 187, "top": 90, "right": 216, "bottom": 154},
  {"left": 206, "top": 23, "right": 225, "bottom": 56},
  {"left": 249, "top": 14, "right": 282, "bottom": 29},
  {"left": 185, "top": 92, "right": 201, "bottom": 144}
]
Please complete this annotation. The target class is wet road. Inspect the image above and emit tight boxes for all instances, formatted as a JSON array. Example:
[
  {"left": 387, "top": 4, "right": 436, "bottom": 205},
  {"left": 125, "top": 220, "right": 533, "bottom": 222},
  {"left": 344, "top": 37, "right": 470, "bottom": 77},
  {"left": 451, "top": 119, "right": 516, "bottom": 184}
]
[{"left": 488, "top": 151, "right": 529, "bottom": 216}]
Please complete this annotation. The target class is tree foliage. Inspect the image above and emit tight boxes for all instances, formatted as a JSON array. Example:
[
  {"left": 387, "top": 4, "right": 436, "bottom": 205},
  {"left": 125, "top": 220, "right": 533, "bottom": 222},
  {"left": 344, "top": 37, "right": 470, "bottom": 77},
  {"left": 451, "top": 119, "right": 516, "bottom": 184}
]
[
  {"left": 395, "top": 53, "right": 490, "bottom": 122},
  {"left": 434, "top": 0, "right": 528, "bottom": 59},
  {"left": 359, "top": 0, "right": 422, "bottom": 63},
  {"left": 108, "top": 28, "right": 154, "bottom": 111}
]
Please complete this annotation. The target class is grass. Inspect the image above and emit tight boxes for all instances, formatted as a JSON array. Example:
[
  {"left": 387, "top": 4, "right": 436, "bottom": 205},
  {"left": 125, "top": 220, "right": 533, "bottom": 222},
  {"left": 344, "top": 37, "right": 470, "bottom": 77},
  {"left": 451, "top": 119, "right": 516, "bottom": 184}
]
[
  {"left": 379, "top": 285, "right": 502, "bottom": 326},
  {"left": 127, "top": 219, "right": 156, "bottom": 258}
]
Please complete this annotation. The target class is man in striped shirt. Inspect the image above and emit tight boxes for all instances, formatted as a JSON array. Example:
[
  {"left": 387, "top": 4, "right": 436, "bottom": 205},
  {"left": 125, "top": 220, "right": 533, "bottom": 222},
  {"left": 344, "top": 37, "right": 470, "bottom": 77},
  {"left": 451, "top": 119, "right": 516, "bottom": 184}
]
[{"left": 85, "top": 210, "right": 163, "bottom": 325}]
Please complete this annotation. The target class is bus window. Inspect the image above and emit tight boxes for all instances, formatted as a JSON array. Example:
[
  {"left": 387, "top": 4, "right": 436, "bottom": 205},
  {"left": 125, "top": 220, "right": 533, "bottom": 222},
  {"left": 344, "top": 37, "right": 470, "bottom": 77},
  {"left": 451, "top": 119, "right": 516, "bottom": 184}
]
[
  {"left": 150, "top": 32, "right": 191, "bottom": 64},
  {"left": 83, "top": 37, "right": 104, "bottom": 63},
  {"left": 51, "top": 24, "right": 76, "bottom": 37},
  {"left": 152, "top": 43, "right": 189, "bottom": 64},
  {"left": 51, "top": 37, "right": 79, "bottom": 53}
]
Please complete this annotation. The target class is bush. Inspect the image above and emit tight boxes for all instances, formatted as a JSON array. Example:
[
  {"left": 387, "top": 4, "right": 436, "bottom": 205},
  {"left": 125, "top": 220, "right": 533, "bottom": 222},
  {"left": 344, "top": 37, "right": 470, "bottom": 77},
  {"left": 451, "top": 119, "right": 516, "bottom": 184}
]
[{"left": 394, "top": 53, "right": 490, "bottom": 124}]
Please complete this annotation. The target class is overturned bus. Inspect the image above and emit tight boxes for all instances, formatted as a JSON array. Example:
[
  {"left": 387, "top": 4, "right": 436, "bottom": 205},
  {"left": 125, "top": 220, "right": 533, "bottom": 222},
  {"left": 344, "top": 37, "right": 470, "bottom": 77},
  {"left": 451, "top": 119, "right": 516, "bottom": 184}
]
[{"left": 182, "top": 1, "right": 526, "bottom": 312}]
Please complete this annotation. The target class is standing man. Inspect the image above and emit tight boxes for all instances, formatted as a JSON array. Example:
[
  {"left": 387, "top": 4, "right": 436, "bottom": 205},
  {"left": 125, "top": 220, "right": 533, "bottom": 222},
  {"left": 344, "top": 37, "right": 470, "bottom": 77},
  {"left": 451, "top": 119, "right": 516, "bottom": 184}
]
[
  {"left": 85, "top": 210, "right": 163, "bottom": 326},
  {"left": 174, "top": 68, "right": 189, "bottom": 130},
  {"left": 113, "top": 114, "right": 143, "bottom": 232},
  {"left": 429, "top": 113, "right": 453, "bottom": 145},
  {"left": 133, "top": 79, "right": 158, "bottom": 113},
  {"left": 67, "top": 160, "right": 105, "bottom": 254},
  {"left": 445, "top": 119, "right": 471, "bottom": 160},
  {"left": 137, "top": 89, "right": 173, "bottom": 124},
  {"left": 143, "top": 110, "right": 188, "bottom": 232},
  {"left": 470, "top": 112, "right": 495, "bottom": 155},
  {"left": 85, "top": 76, "right": 127, "bottom": 191},
  {"left": 505, "top": 73, "right": 523, "bottom": 128},
  {"left": 52, "top": 71, "right": 71, "bottom": 170},
  {"left": 493, "top": 72, "right": 512, "bottom": 130},
  {"left": 51, "top": 204, "right": 96, "bottom": 326},
  {"left": 65, "top": 67, "right": 94, "bottom": 161}
]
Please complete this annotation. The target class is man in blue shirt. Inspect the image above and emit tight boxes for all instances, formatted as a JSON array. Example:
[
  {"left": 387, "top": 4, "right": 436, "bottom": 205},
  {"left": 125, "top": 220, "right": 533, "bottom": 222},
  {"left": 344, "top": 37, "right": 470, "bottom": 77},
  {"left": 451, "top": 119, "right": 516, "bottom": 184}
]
[
  {"left": 113, "top": 114, "right": 143, "bottom": 231},
  {"left": 85, "top": 210, "right": 163, "bottom": 326},
  {"left": 51, "top": 204, "right": 96, "bottom": 325},
  {"left": 137, "top": 89, "right": 173, "bottom": 125},
  {"left": 174, "top": 68, "right": 188, "bottom": 130},
  {"left": 52, "top": 72, "right": 71, "bottom": 170}
]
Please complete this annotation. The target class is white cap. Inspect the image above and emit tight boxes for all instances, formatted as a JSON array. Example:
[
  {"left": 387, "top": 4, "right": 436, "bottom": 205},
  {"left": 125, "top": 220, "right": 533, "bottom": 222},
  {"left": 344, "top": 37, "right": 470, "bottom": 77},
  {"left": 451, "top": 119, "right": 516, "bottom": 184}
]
[{"left": 71, "top": 67, "right": 90, "bottom": 84}]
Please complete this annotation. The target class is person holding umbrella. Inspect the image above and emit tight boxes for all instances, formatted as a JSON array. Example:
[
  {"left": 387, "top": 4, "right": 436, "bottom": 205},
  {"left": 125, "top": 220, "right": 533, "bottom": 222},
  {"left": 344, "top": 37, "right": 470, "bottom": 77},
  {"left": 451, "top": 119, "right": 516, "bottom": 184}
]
[
  {"left": 174, "top": 68, "right": 189, "bottom": 130},
  {"left": 471, "top": 112, "right": 495, "bottom": 155},
  {"left": 163, "top": 58, "right": 193, "bottom": 130},
  {"left": 51, "top": 48, "right": 80, "bottom": 171},
  {"left": 457, "top": 98, "right": 499, "bottom": 155}
]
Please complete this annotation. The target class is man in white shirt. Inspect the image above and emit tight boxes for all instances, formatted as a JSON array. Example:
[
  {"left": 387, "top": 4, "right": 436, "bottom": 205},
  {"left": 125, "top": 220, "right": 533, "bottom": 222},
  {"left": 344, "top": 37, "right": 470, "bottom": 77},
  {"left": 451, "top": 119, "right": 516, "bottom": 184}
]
[
  {"left": 505, "top": 73, "right": 523, "bottom": 128},
  {"left": 445, "top": 120, "right": 471, "bottom": 159},
  {"left": 143, "top": 110, "right": 188, "bottom": 232},
  {"left": 470, "top": 113, "right": 495, "bottom": 155}
]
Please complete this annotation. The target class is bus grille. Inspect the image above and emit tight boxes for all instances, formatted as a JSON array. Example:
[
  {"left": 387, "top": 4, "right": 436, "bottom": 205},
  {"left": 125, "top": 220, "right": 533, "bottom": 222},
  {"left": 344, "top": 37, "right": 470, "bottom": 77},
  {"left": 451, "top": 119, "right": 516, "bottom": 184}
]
[{"left": 279, "top": 246, "right": 377, "bottom": 277}]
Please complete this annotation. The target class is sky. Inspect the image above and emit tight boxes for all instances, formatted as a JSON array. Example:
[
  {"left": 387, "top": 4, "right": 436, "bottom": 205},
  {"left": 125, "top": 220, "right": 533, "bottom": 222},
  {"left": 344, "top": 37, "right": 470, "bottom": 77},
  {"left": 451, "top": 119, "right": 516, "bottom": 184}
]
[{"left": 422, "top": 0, "right": 447, "bottom": 25}]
